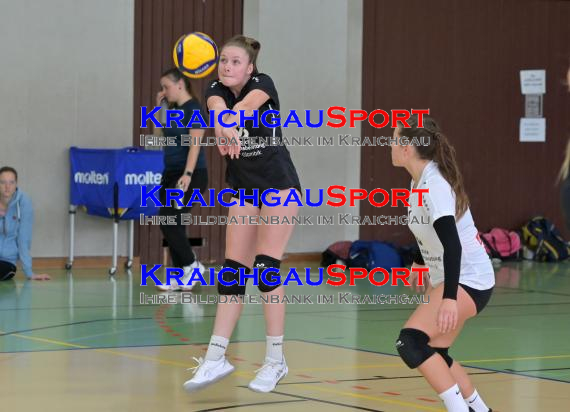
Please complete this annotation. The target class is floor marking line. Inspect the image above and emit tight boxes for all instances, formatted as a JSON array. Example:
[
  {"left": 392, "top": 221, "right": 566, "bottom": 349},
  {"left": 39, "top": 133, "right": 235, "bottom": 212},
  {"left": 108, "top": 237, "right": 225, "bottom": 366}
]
[
  {"left": 296, "top": 384, "right": 445, "bottom": 411},
  {"left": 0, "top": 329, "right": 255, "bottom": 376},
  {"left": 194, "top": 399, "right": 307, "bottom": 412},
  {"left": 269, "top": 389, "right": 386, "bottom": 412},
  {"left": 463, "top": 354, "right": 570, "bottom": 363}
]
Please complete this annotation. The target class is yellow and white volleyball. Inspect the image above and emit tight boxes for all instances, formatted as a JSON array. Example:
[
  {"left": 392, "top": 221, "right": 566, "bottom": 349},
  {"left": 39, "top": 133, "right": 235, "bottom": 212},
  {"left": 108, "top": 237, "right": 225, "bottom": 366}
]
[{"left": 173, "top": 32, "right": 219, "bottom": 79}]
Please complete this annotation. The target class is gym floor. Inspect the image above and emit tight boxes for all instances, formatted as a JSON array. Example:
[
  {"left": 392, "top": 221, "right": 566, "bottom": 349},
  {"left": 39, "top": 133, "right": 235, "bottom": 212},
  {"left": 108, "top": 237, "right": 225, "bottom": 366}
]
[{"left": 1, "top": 260, "right": 569, "bottom": 411}]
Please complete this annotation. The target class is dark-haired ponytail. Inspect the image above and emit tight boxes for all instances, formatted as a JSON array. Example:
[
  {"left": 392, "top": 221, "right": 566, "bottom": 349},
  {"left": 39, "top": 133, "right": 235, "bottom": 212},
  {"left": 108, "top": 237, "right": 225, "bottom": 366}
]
[
  {"left": 432, "top": 133, "right": 469, "bottom": 218},
  {"left": 399, "top": 114, "right": 469, "bottom": 218}
]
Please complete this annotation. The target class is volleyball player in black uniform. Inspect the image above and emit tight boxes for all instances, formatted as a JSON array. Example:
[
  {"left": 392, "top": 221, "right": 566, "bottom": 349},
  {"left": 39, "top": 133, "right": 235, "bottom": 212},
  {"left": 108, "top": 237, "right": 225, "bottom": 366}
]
[
  {"left": 204, "top": 70, "right": 300, "bottom": 202},
  {"left": 154, "top": 68, "right": 208, "bottom": 292},
  {"left": 183, "top": 36, "right": 301, "bottom": 394}
]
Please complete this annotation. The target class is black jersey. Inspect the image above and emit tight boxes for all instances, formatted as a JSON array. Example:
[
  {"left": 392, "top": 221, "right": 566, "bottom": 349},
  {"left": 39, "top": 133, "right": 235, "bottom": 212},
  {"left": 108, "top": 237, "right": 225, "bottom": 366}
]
[
  {"left": 163, "top": 99, "right": 207, "bottom": 172},
  {"left": 205, "top": 73, "right": 300, "bottom": 193}
]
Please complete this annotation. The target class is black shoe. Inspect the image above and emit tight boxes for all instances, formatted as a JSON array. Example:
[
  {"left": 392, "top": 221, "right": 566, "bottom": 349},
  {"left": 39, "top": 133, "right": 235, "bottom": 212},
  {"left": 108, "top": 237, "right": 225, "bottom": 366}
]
[{"left": 469, "top": 409, "right": 492, "bottom": 412}]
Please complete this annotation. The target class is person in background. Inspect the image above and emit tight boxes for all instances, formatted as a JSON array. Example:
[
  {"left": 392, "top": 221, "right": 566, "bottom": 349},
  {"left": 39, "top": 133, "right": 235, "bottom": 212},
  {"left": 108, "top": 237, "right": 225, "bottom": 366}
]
[
  {"left": 558, "top": 66, "right": 570, "bottom": 232},
  {"left": 0, "top": 166, "right": 50, "bottom": 281},
  {"left": 153, "top": 68, "right": 209, "bottom": 292}
]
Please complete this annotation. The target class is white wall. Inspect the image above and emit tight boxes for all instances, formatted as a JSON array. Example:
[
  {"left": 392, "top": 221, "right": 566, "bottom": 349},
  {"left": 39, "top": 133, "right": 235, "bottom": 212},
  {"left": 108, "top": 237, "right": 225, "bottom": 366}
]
[
  {"left": 0, "top": 0, "right": 361, "bottom": 261},
  {"left": 0, "top": 0, "right": 134, "bottom": 259},
  {"left": 244, "top": 0, "right": 363, "bottom": 253}
]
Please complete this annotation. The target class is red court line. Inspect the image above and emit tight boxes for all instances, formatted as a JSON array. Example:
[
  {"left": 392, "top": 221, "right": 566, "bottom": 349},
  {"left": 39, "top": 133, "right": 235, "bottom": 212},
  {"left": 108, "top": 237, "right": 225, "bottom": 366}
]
[
  {"left": 154, "top": 304, "right": 195, "bottom": 344},
  {"left": 417, "top": 397, "right": 438, "bottom": 403},
  {"left": 352, "top": 385, "right": 370, "bottom": 390}
]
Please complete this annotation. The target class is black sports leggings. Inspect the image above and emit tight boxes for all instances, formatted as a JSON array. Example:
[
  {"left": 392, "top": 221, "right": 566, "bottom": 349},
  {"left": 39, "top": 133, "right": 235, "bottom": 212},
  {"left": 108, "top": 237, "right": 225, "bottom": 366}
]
[{"left": 159, "top": 168, "right": 208, "bottom": 268}]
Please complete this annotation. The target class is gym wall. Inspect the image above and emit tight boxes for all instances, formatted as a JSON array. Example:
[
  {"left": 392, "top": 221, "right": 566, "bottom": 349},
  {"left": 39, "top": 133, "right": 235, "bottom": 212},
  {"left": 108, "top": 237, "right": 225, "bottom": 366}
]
[
  {"left": 0, "top": 0, "right": 135, "bottom": 259},
  {"left": 360, "top": 0, "right": 570, "bottom": 245}
]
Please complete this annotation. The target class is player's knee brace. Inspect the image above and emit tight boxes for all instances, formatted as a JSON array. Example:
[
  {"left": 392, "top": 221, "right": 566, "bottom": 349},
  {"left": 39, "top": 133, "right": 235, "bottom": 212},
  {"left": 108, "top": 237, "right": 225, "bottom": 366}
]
[
  {"left": 433, "top": 347, "right": 454, "bottom": 367},
  {"left": 395, "top": 328, "right": 435, "bottom": 369},
  {"left": 217, "top": 259, "right": 250, "bottom": 296},
  {"left": 254, "top": 254, "right": 281, "bottom": 293}
]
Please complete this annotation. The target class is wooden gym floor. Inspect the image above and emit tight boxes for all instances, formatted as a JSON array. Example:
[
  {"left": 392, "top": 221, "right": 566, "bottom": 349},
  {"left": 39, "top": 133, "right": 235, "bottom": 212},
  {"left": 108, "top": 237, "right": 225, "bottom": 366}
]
[{"left": 1, "top": 260, "right": 569, "bottom": 411}]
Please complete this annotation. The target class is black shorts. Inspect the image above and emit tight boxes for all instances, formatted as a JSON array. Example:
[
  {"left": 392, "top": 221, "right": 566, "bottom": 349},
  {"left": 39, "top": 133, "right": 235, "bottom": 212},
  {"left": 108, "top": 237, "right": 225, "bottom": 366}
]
[
  {"left": 225, "top": 146, "right": 301, "bottom": 208},
  {"left": 231, "top": 186, "right": 302, "bottom": 209},
  {"left": 460, "top": 283, "right": 493, "bottom": 314}
]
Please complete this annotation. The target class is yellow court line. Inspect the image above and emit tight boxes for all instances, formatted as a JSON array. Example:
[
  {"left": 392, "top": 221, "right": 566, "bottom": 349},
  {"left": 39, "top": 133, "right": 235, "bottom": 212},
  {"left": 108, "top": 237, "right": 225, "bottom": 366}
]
[
  {"left": 297, "top": 384, "right": 445, "bottom": 412},
  {"left": 1, "top": 332, "right": 442, "bottom": 411},
  {"left": 292, "top": 341, "right": 570, "bottom": 371},
  {"left": 4, "top": 329, "right": 569, "bottom": 376},
  {"left": 294, "top": 363, "right": 404, "bottom": 372},
  {"left": 0, "top": 330, "right": 252, "bottom": 377},
  {"left": 294, "top": 353, "right": 570, "bottom": 373},
  {"left": 4, "top": 332, "right": 92, "bottom": 349},
  {"left": 462, "top": 354, "right": 570, "bottom": 363}
]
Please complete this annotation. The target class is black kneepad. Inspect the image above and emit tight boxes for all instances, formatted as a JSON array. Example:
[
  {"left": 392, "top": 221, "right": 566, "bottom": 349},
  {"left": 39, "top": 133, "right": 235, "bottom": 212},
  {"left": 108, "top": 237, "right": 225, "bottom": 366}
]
[
  {"left": 433, "top": 347, "right": 454, "bottom": 367},
  {"left": 217, "top": 259, "right": 250, "bottom": 296},
  {"left": 396, "top": 328, "right": 435, "bottom": 369},
  {"left": 254, "top": 255, "right": 281, "bottom": 293}
]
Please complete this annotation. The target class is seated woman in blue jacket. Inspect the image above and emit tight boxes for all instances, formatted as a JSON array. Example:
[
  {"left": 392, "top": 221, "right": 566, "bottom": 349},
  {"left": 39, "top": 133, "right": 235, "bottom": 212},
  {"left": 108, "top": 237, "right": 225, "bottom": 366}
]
[{"left": 0, "top": 167, "right": 50, "bottom": 281}]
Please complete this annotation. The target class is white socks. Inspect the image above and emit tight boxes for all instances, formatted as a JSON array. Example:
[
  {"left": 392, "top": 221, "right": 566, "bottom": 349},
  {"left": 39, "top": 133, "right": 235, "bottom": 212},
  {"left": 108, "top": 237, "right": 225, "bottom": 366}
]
[
  {"left": 439, "top": 384, "right": 468, "bottom": 412},
  {"left": 204, "top": 335, "right": 228, "bottom": 361},
  {"left": 266, "top": 335, "right": 284, "bottom": 362},
  {"left": 465, "top": 389, "right": 490, "bottom": 412},
  {"left": 204, "top": 335, "right": 284, "bottom": 363}
]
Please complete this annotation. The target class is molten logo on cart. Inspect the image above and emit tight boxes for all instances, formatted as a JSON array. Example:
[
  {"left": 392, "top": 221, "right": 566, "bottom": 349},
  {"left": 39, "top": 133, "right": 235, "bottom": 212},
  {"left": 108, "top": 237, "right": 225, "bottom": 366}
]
[
  {"left": 73, "top": 171, "right": 109, "bottom": 185},
  {"left": 124, "top": 171, "right": 162, "bottom": 185},
  {"left": 140, "top": 186, "right": 429, "bottom": 208}
]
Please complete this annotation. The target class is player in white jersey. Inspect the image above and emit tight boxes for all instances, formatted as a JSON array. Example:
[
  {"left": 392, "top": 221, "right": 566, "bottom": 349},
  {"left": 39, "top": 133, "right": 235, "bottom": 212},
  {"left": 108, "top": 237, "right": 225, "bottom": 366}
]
[{"left": 391, "top": 114, "right": 494, "bottom": 412}]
